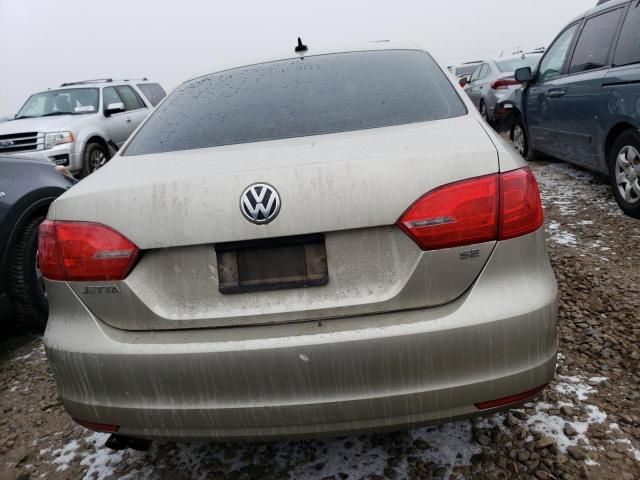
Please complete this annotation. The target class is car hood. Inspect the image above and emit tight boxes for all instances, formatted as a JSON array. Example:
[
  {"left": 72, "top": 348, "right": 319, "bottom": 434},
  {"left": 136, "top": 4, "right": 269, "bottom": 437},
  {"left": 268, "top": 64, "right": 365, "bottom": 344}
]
[{"left": 0, "top": 115, "right": 90, "bottom": 134}]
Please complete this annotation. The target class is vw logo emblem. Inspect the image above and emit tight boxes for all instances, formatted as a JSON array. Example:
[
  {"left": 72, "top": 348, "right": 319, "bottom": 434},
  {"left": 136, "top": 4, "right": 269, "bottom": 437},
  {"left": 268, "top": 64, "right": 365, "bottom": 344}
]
[
  {"left": 0, "top": 140, "right": 14, "bottom": 147},
  {"left": 240, "top": 183, "right": 281, "bottom": 225}
]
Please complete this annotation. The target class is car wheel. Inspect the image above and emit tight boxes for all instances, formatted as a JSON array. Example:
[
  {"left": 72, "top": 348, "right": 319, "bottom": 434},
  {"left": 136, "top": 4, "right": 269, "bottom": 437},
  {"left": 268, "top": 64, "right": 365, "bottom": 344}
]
[
  {"left": 609, "top": 129, "right": 640, "bottom": 219},
  {"left": 8, "top": 216, "right": 48, "bottom": 329},
  {"left": 510, "top": 121, "right": 540, "bottom": 161},
  {"left": 82, "top": 142, "right": 110, "bottom": 177},
  {"left": 510, "top": 122, "right": 528, "bottom": 157}
]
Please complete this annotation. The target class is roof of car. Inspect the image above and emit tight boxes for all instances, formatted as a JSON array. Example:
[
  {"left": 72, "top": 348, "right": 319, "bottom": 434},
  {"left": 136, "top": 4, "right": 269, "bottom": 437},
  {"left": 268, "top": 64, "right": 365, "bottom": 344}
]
[
  {"left": 184, "top": 41, "right": 428, "bottom": 85},
  {"left": 491, "top": 52, "right": 544, "bottom": 63},
  {"left": 55, "top": 79, "right": 157, "bottom": 90},
  {"left": 568, "top": 0, "right": 631, "bottom": 24}
]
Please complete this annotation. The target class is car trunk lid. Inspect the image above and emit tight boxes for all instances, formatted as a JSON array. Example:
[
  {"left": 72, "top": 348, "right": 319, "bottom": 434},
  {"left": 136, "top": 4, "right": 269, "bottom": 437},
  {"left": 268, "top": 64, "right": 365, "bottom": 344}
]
[{"left": 54, "top": 116, "right": 500, "bottom": 330}]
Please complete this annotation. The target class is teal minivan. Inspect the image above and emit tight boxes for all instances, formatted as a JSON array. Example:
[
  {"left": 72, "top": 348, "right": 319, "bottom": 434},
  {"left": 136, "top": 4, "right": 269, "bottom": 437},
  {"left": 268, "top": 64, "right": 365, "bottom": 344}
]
[{"left": 514, "top": 0, "right": 640, "bottom": 218}]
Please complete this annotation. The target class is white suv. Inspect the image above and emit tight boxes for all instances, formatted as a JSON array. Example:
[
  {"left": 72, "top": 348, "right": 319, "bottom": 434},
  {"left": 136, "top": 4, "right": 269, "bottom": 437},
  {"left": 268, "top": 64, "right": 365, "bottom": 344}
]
[{"left": 0, "top": 78, "right": 165, "bottom": 176}]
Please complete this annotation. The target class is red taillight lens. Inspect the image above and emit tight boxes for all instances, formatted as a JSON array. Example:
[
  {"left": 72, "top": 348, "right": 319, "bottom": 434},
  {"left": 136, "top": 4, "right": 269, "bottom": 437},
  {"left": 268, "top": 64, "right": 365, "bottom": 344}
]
[
  {"left": 499, "top": 167, "right": 544, "bottom": 240},
  {"left": 491, "top": 78, "right": 521, "bottom": 90},
  {"left": 38, "top": 220, "right": 139, "bottom": 281},
  {"left": 38, "top": 220, "right": 65, "bottom": 280},
  {"left": 397, "top": 167, "right": 543, "bottom": 251},
  {"left": 72, "top": 418, "right": 120, "bottom": 433},
  {"left": 475, "top": 384, "right": 547, "bottom": 410},
  {"left": 397, "top": 175, "right": 499, "bottom": 251}
]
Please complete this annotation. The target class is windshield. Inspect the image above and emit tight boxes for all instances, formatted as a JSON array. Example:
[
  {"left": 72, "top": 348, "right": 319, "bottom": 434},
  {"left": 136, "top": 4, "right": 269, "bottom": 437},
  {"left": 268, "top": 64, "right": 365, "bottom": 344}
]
[
  {"left": 495, "top": 55, "right": 542, "bottom": 73},
  {"left": 124, "top": 50, "right": 466, "bottom": 156},
  {"left": 16, "top": 88, "right": 99, "bottom": 119}
]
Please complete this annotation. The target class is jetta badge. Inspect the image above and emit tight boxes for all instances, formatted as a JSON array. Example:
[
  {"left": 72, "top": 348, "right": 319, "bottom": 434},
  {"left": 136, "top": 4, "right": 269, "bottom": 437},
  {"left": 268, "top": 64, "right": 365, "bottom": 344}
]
[{"left": 240, "top": 183, "right": 281, "bottom": 224}]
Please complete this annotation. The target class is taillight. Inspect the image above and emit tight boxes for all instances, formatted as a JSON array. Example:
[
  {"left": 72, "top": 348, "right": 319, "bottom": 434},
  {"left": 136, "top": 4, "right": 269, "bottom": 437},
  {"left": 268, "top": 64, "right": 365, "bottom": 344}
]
[
  {"left": 397, "top": 175, "right": 499, "bottom": 251},
  {"left": 499, "top": 168, "right": 544, "bottom": 240},
  {"left": 37, "top": 220, "right": 65, "bottom": 280},
  {"left": 397, "top": 167, "right": 543, "bottom": 251},
  {"left": 38, "top": 220, "right": 139, "bottom": 281},
  {"left": 491, "top": 78, "right": 520, "bottom": 90}
]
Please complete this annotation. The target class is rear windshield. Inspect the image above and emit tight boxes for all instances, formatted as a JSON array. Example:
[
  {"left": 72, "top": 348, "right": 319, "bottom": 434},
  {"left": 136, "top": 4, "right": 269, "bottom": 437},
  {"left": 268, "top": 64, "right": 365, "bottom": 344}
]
[
  {"left": 496, "top": 55, "right": 542, "bottom": 73},
  {"left": 123, "top": 50, "right": 466, "bottom": 156},
  {"left": 455, "top": 64, "right": 481, "bottom": 76},
  {"left": 137, "top": 83, "right": 166, "bottom": 107}
]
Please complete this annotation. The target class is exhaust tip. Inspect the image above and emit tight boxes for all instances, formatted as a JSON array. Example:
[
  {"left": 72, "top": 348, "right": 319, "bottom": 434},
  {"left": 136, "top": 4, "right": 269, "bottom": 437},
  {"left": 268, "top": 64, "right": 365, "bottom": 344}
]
[{"left": 105, "top": 434, "right": 152, "bottom": 452}]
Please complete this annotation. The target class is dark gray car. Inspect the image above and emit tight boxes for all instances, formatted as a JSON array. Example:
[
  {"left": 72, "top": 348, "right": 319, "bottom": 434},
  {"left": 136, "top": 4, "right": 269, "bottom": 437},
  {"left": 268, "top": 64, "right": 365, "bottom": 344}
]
[
  {"left": 0, "top": 157, "right": 75, "bottom": 327},
  {"left": 510, "top": 0, "right": 640, "bottom": 218}
]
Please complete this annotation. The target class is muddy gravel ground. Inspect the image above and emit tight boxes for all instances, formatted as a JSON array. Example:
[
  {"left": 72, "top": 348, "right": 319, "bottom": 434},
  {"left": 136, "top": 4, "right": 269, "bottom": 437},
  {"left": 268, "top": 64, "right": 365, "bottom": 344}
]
[{"left": 1, "top": 157, "right": 639, "bottom": 480}]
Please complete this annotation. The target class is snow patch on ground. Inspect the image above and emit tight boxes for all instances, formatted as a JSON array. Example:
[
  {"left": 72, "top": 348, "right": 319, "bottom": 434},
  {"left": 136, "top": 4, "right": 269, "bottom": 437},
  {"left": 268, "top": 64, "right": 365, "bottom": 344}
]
[
  {"left": 587, "top": 377, "right": 608, "bottom": 385},
  {"left": 11, "top": 343, "right": 45, "bottom": 362},
  {"left": 527, "top": 403, "right": 606, "bottom": 452},
  {"left": 547, "top": 222, "right": 578, "bottom": 247},
  {"left": 51, "top": 440, "right": 80, "bottom": 471},
  {"left": 286, "top": 421, "right": 481, "bottom": 479},
  {"left": 524, "top": 373, "right": 640, "bottom": 465},
  {"left": 555, "top": 375, "right": 597, "bottom": 401},
  {"left": 538, "top": 161, "right": 624, "bottom": 217},
  {"left": 80, "top": 433, "right": 134, "bottom": 479},
  {"left": 55, "top": 422, "right": 480, "bottom": 480},
  {"left": 47, "top": 433, "right": 150, "bottom": 480},
  {"left": 612, "top": 437, "right": 640, "bottom": 462}
]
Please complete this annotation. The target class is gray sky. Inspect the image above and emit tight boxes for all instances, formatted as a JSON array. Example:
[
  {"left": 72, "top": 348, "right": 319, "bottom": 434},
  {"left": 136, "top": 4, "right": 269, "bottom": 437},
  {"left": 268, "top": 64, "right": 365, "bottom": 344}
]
[{"left": 0, "top": 0, "right": 594, "bottom": 118}]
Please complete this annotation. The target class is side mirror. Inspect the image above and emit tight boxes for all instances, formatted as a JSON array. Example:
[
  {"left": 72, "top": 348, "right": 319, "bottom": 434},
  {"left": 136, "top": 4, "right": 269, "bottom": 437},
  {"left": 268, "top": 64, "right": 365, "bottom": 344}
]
[
  {"left": 105, "top": 102, "right": 125, "bottom": 116},
  {"left": 459, "top": 76, "right": 469, "bottom": 88},
  {"left": 515, "top": 67, "right": 534, "bottom": 83}
]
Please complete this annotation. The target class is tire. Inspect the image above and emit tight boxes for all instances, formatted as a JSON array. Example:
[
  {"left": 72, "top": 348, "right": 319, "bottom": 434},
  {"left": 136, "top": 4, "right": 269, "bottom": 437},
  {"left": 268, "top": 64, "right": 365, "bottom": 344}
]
[
  {"left": 510, "top": 121, "right": 540, "bottom": 161},
  {"left": 608, "top": 129, "right": 640, "bottom": 219},
  {"left": 8, "top": 216, "right": 48, "bottom": 329},
  {"left": 81, "top": 142, "right": 110, "bottom": 177},
  {"left": 480, "top": 101, "right": 489, "bottom": 122}
]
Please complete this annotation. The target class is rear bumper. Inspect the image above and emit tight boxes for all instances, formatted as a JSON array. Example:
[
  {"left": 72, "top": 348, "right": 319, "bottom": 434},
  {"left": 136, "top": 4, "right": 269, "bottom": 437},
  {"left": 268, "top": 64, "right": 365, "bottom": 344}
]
[
  {"left": 44, "top": 229, "right": 557, "bottom": 440},
  {"left": 485, "top": 89, "right": 514, "bottom": 122}
]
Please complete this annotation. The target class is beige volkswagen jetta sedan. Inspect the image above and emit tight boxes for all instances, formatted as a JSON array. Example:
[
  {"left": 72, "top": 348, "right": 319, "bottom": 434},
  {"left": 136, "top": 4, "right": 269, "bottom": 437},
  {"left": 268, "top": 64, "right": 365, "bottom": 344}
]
[{"left": 40, "top": 43, "right": 557, "bottom": 444}]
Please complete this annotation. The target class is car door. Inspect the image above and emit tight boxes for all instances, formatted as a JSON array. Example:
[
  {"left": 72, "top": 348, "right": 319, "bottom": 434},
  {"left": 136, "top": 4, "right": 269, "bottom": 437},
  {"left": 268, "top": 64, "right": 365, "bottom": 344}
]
[
  {"left": 114, "top": 85, "right": 149, "bottom": 140},
  {"left": 552, "top": 5, "right": 626, "bottom": 168},
  {"left": 464, "top": 64, "right": 485, "bottom": 108},
  {"left": 475, "top": 63, "right": 496, "bottom": 117},
  {"left": 601, "top": 1, "right": 640, "bottom": 173},
  {"left": 524, "top": 23, "right": 581, "bottom": 157},
  {"left": 102, "top": 86, "right": 131, "bottom": 146}
]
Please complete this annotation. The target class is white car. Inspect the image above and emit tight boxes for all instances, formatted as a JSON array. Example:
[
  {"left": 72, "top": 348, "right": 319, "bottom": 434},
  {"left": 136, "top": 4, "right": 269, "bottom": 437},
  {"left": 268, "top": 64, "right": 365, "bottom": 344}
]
[{"left": 0, "top": 78, "right": 166, "bottom": 176}]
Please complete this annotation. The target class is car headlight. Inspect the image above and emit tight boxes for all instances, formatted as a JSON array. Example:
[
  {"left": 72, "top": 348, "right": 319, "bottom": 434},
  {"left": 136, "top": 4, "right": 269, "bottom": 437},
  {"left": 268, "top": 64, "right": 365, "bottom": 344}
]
[{"left": 45, "top": 131, "right": 74, "bottom": 150}]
